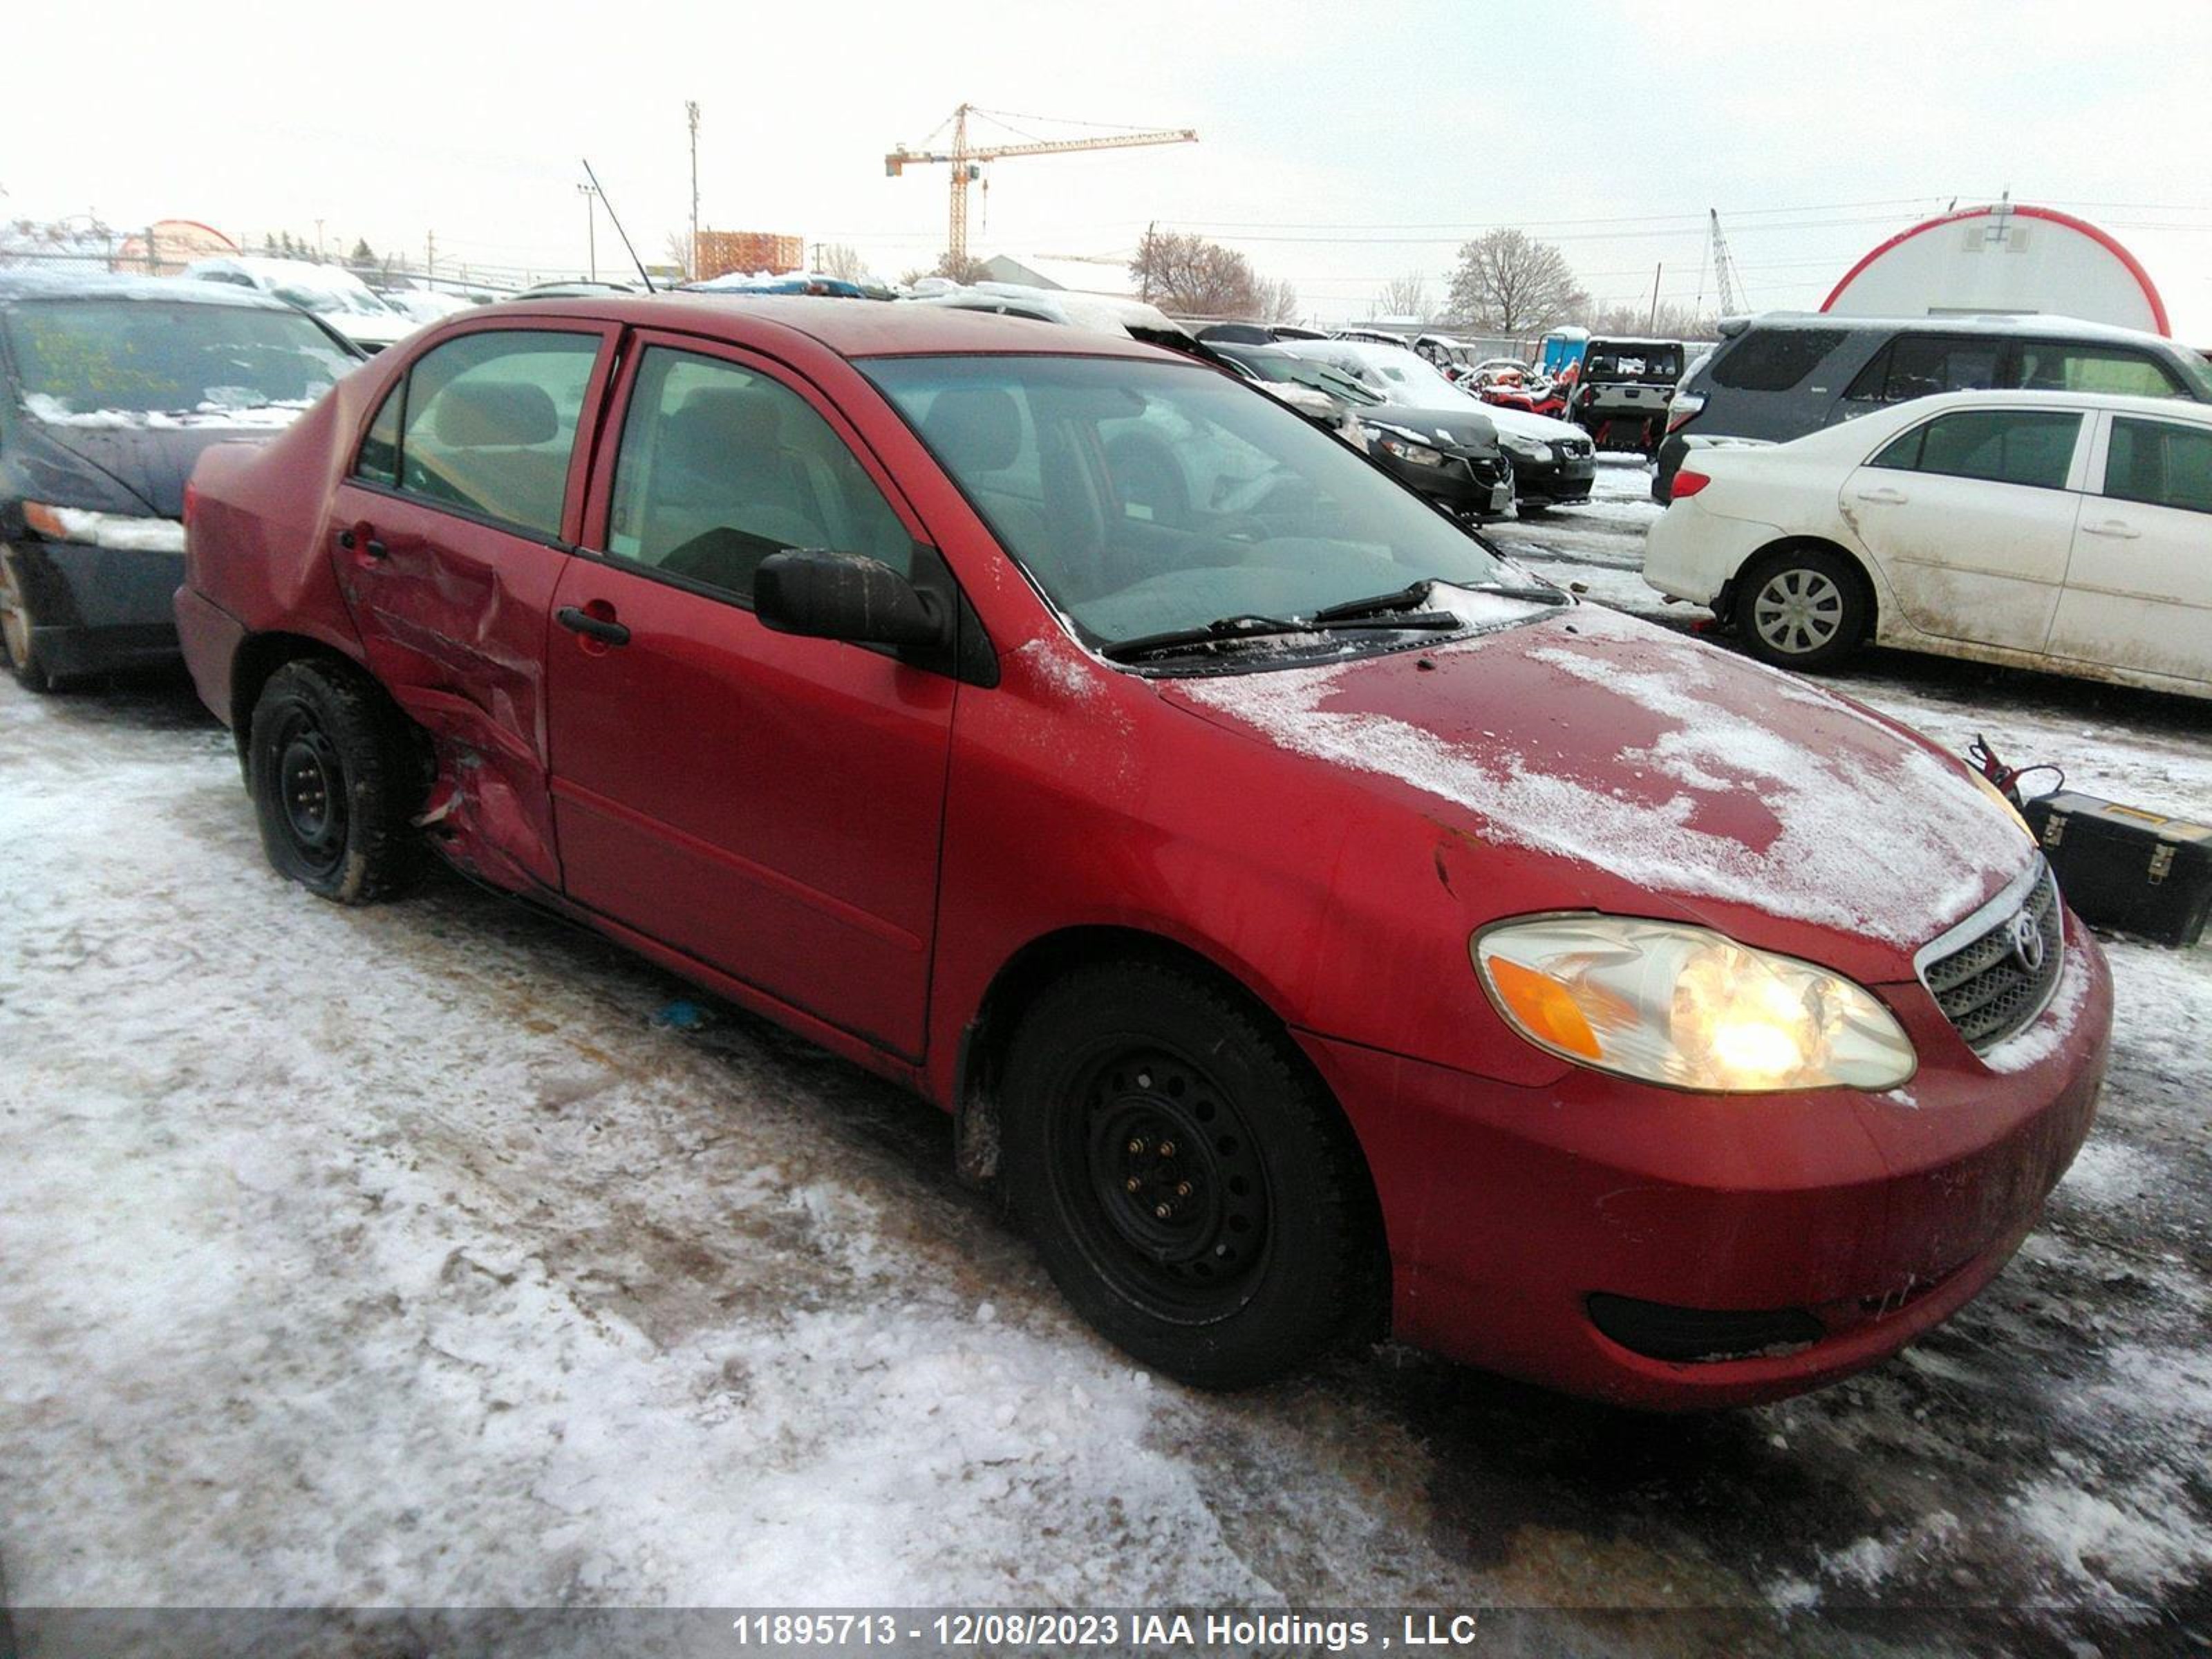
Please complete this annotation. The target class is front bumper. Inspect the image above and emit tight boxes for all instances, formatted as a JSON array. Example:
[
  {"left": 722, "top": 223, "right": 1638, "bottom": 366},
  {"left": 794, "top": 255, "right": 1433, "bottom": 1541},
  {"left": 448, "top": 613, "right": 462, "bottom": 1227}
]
[
  {"left": 6, "top": 536, "right": 184, "bottom": 677},
  {"left": 1506, "top": 447, "right": 1596, "bottom": 503},
  {"left": 1298, "top": 923, "right": 2111, "bottom": 1409},
  {"left": 1380, "top": 450, "right": 1515, "bottom": 517}
]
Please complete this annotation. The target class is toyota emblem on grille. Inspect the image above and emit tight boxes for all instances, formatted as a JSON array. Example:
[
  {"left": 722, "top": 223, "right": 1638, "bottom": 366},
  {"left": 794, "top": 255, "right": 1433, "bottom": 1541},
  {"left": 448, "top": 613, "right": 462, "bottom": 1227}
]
[{"left": 2008, "top": 909, "right": 2046, "bottom": 973}]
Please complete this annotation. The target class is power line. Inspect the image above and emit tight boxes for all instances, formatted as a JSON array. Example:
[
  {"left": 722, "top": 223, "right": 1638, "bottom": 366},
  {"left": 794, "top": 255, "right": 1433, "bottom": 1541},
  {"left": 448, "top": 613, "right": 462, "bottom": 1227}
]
[{"left": 1150, "top": 197, "right": 1947, "bottom": 233}]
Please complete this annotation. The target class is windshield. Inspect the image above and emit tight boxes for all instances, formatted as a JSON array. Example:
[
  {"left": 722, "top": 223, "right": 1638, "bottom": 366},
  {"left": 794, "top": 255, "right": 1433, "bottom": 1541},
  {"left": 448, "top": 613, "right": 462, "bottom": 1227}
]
[
  {"left": 6, "top": 299, "right": 357, "bottom": 418},
  {"left": 864, "top": 354, "right": 1524, "bottom": 655},
  {"left": 1228, "top": 350, "right": 1383, "bottom": 406},
  {"left": 1585, "top": 344, "right": 1685, "bottom": 383}
]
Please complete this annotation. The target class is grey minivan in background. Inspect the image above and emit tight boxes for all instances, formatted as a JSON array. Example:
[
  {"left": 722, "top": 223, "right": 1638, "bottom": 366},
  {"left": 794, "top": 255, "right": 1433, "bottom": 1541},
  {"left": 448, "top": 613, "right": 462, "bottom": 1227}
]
[{"left": 1653, "top": 312, "right": 2212, "bottom": 502}]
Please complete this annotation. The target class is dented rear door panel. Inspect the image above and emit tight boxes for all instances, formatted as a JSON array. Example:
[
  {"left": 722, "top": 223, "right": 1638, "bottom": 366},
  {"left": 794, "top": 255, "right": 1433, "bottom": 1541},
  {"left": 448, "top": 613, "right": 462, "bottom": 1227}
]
[{"left": 326, "top": 321, "right": 621, "bottom": 891}]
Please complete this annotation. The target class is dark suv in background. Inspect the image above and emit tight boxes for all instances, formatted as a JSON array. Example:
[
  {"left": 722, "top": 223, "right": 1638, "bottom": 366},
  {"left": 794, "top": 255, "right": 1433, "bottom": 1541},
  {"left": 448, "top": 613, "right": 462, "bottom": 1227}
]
[{"left": 1653, "top": 312, "right": 2212, "bottom": 501}]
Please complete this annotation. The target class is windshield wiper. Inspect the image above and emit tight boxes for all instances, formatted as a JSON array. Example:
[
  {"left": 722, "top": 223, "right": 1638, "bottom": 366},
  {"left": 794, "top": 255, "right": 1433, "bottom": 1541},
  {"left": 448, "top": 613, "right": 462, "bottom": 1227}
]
[
  {"left": 1309, "top": 580, "right": 1435, "bottom": 624},
  {"left": 1312, "top": 577, "right": 1571, "bottom": 628},
  {"left": 1102, "top": 608, "right": 1458, "bottom": 663}
]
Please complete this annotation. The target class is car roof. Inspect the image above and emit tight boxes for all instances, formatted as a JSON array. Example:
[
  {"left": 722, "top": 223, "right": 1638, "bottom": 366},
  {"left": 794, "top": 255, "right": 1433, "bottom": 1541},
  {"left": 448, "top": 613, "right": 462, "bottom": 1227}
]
[
  {"left": 1891, "top": 387, "right": 2212, "bottom": 421},
  {"left": 483, "top": 293, "right": 1181, "bottom": 362},
  {"left": 1722, "top": 309, "right": 2182, "bottom": 350},
  {"left": 0, "top": 268, "right": 298, "bottom": 312}
]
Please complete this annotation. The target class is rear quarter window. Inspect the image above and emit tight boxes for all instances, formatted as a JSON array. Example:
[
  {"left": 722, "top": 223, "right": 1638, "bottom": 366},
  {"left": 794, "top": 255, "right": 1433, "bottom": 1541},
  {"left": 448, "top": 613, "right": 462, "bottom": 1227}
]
[{"left": 1709, "top": 329, "right": 1850, "bottom": 392}]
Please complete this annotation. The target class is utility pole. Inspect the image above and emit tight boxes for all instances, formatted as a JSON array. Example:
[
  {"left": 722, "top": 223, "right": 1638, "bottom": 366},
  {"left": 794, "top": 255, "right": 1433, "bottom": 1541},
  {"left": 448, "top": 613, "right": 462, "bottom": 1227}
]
[
  {"left": 315, "top": 218, "right": 325, "bottom": 260},
  {"left": 577, "top": 181, "right": 597, "bottom": 281},
  {"left": 1647, "top": 262, "right": 1662, "bottom": 332},
  {"left": 686, "top": 100, "right": 701, "bottom": 281},
  {"left": 426, "top": 229, "right": 436, "bottom": 281}
]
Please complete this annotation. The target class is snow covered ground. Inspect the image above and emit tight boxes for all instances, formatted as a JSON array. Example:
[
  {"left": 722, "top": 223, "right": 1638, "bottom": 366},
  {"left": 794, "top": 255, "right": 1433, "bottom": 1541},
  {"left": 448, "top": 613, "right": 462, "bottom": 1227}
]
[{"left": 1, "top": 473, "right": 2207, "bottom": 1653}]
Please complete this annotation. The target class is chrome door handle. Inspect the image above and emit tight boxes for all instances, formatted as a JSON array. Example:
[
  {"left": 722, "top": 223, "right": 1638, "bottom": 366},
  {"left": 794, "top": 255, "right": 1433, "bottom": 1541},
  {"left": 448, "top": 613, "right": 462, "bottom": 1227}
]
[
  {"left": 2081, "top": 520, "right": 2141, "bottom": 540},
  {"left": 1853, "top": 487, "right": 1908, "bottom": 505}
]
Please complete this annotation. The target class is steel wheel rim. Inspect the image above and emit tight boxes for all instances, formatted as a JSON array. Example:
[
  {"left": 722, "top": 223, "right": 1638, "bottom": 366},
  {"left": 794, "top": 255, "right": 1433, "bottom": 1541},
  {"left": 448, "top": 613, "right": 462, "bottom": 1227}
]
[
  {"left": 1752, "top": 568, "right": 1844, "bottom": 655},
  {"left": 1052, "top": 1042, "right": 1272, "bottom": 1321},
  {"left": 0, "top": 559, "right": 28, "bottom": 670},
  {"left": 273, "top": 709, "right": 347, "bottom": 876}
]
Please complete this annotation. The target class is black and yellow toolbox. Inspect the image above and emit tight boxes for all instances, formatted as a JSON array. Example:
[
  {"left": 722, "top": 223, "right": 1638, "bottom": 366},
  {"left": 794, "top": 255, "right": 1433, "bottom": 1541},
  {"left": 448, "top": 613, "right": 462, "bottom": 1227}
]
[{"left": 2024, "top": 791, "right": 2212, "bottom": 948}]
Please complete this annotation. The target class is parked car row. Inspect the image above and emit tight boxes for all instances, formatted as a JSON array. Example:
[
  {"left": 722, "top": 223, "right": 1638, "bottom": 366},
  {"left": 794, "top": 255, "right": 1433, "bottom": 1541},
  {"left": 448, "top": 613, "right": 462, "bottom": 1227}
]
[{"left": 161, "top": 291, "right": 2110, "bottom": 1408}]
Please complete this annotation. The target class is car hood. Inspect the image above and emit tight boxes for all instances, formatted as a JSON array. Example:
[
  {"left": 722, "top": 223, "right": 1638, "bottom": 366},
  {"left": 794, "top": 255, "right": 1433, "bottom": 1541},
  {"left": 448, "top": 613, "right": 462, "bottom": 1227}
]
[
  {"left": 321, "top": 310, "right": 418, "bottom": 348},
  {"left": 20, "top": 414, "right": 296, "bottom": 516},
  {"left": 1485, "top": 403, "right": 1587, "bottom": 442},
  {"left": 1160, "top": 604, "right": 2034, "bottom": 984},
  {"left": 1365, "top": 400, "right": 1500, "bottom": 453}
]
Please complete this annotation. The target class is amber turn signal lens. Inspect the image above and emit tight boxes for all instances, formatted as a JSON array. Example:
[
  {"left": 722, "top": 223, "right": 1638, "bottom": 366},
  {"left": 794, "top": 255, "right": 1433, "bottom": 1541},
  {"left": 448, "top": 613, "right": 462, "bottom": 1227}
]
[{"left": 1485, "top": 956, "right": 1602, "bottom": 1060}]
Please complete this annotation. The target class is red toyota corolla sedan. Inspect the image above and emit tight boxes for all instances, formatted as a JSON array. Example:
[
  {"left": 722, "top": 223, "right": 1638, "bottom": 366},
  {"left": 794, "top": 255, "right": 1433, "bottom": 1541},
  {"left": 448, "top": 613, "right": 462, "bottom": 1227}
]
[{"left": 175, "top": 297, "right": 2110, "bottom": 1408}]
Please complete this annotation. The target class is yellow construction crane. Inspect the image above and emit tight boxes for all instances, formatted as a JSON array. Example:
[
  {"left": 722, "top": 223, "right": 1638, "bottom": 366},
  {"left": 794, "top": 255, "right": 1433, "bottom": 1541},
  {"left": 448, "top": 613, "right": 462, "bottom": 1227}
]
[{"left": 885, "top": 104, "right": 1197, "bottom": 268}]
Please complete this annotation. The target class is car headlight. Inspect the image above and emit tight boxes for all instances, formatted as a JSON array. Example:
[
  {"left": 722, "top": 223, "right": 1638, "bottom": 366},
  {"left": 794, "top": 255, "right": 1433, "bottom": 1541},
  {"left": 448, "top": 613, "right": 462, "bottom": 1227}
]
[
  {"left": 1473, "top": 916, "right": 1915, "bottom": 1092},
  {"left": 24, "top": 501, "right": 186, "bottom": 554},
  {"left": 1375, "top": 432, "right": 1447, "bottom": 468},
  {"left": 1499, "top": 434, "right": 1548, "bottom": 462}
]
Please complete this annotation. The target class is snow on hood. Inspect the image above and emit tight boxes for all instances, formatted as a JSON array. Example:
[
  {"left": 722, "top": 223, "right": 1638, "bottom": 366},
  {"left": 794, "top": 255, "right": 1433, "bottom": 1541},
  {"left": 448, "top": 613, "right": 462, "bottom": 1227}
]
[{"left": 1165, "top": 605, "right": 2035, "bottom": 959}]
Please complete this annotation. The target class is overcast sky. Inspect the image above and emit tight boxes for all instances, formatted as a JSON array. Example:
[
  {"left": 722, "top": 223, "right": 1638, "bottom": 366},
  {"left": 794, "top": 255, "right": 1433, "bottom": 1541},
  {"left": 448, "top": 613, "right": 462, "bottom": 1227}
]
[{"left": 12, "top": 0, "right": 2212, "bottom": 336}]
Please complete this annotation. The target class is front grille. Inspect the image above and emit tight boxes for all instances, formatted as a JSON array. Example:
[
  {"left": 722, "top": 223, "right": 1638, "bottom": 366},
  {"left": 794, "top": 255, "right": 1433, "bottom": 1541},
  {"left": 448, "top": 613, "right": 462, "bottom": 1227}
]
[{"left": 1922, "top": 864, "right": 2064, "bottom": 1051}]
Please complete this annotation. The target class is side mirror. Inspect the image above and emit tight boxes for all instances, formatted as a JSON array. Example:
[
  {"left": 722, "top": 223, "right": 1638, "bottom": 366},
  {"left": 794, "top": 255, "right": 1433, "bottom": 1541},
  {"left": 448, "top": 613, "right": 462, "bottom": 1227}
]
[{"left": 753, "top": 550, "right": 949, "bottom": 650}]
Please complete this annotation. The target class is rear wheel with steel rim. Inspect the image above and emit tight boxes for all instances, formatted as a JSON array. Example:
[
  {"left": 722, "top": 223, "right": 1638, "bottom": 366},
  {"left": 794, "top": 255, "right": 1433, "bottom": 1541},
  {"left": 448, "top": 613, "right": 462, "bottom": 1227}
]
[
  {"left": 0, "top": 552, "right": 56, "bottom": 693},
  {"left": 1002, "top": 960, "right": 1383, "bottom": 1389},
  {"left": 1738, "top": 545, "right": 1869, "bottom": 672},
  {"left": 247, "top": 658, "right": 423, "bottom": 904}
]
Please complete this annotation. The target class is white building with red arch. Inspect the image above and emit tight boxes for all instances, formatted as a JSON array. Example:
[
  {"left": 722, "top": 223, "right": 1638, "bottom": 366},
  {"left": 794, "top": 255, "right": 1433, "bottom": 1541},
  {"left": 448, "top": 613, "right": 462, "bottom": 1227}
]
[{"left": 1821, "top": 201, "right": 2171, "bottom": 338}]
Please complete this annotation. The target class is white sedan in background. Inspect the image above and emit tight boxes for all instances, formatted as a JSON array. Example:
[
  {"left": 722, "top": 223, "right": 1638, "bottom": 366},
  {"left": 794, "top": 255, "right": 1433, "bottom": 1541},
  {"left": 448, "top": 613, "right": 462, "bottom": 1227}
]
[{"left": 1643, "top": 389, "right": 2212, "bottom": 699}]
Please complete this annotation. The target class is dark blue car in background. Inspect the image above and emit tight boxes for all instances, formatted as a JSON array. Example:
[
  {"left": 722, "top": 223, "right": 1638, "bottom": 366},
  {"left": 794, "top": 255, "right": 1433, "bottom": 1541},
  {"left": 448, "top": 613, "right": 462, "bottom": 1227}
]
[{"left": 0, "top": 270, "right": 358, "bottom": 690}]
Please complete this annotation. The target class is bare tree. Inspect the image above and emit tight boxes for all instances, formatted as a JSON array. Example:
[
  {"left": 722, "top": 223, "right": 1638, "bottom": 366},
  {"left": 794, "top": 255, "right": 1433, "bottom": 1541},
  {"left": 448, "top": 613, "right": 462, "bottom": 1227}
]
[
  {"left": 1251, "top": 276, "right": 1301, "bottom": 325},
  {"left": 816, "top": 242, "right": 868, "bottom": 282},
  {"left": 1445, "top": 229, "right": 1587, "bottom": 335},
  {"left": 1374, "top": 272, "right": 1431, "bottom": 319},
  {"left": 902, "top": 250, "right": 988, "bottom": 285},
  {"left": 1581, "top": 299, "right": 1718, "bottom": 341},
  {"left": 662, "top": 231, "right": 695, "bottom": 281},
  {"left": 1129, "top": 227, "right": 1261, "bottom": 317}
]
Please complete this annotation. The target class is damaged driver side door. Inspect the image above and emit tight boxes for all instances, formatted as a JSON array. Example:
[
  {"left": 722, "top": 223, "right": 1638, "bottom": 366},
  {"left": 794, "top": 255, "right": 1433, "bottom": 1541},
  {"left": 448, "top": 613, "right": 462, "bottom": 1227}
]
[{"left": 328, "top": 321, "right": 617, "bottom": 890}]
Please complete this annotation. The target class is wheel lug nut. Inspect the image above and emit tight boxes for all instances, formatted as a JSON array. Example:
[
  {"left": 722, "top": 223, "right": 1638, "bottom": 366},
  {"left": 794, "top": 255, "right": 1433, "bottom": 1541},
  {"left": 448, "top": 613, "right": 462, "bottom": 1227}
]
[
  {"left": 1127, "top": 1137, "right": 1146, "bottom": 1155},
  {"left": 1158, "top": 1140, "right": 1176, "bottom": 1158},
  {"left": 1176, "top": 1181, "right": 1192, "bottom": 1197},
  {"left": 1125, "top": 1177, "right": 1141, "bottom": 1193},
  {"left": 1154, "top": 1203, "right": 1172, "bottom": 1219}
]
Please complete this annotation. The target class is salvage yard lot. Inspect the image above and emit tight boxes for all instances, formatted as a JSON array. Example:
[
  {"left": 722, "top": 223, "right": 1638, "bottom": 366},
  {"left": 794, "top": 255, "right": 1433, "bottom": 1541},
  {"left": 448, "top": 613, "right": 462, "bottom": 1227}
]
[{"left": 1, "top": 462, "right": 2207, "bottom": 1653}]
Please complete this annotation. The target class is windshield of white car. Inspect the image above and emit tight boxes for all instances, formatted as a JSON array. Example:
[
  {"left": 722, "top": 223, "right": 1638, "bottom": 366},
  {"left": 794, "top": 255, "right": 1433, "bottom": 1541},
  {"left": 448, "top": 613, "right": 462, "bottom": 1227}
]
[
  {"left": 863, "top": 354, "right": 1525, "bottom": 657},
  {"left": 1227, "top": 350, "right": 1383, "bottom": 406},
  {"left": 6, "top": 299, "right": 357, "bottom": 417}
]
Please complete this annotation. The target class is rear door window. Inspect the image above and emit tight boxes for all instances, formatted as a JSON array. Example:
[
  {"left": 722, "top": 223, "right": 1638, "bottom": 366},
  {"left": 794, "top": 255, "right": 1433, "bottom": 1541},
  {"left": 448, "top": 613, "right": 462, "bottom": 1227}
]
[
  {"left": 2014, "top": 344, "right": 2185, "bottom": 398},
  {"left": 2104, "top": 417, "right": 2212, "bottom": 513},
  {"left": 360, "top": 329, "right": 600, "bottom": 537},
  {"left": 1844, "top": 335, "right": 2004, "bottom": 403},
  {"left": 1870, "top": 409, "right": 2083, "bottom": 489},
  {"left": 1709, "top": 328, "right": 1847, "bottom": 391}
]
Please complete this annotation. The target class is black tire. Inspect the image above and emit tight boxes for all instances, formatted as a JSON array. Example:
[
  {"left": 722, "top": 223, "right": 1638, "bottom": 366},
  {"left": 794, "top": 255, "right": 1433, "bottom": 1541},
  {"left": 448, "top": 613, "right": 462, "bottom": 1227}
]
[
  {"left": 247, "top": 658, "right": 422, "bottom": 904},
  {"left": 1735, "top": 544, "right": 1870, "bottom": 673},
  {"left": 1001, "top": 960, "right": 1382, "bottom": 1389},
  {"left": 0, "top": 551, "right": 57, "bottom": 693}
]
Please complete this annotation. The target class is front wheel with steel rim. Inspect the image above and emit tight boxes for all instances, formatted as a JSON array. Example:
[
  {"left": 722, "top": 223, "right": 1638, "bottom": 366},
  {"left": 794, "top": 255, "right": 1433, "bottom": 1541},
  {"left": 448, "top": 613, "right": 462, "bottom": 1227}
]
[
  {"left": 247, "top": 658, "right": 423, "bottom": 904},
  {"left": 0, "top": 552, "right": 56, "bottom": 693},
  {"left": 1737, "top": 545, "right": 1869, "bottom": 672},
  {"left": 1001, "top": 960, "right": 1384, "bottom": 1389}
]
